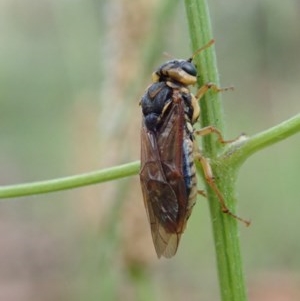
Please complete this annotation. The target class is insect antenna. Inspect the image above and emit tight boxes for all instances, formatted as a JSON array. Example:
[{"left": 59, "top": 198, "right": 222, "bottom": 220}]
[{"left": 187, "top": 39, "right": 215, "bottom": 62}]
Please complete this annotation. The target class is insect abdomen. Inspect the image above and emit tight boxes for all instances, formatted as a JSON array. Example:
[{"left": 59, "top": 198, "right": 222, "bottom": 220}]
[{"left": 182, "top": 134, "right": 197, "bottom": 219}]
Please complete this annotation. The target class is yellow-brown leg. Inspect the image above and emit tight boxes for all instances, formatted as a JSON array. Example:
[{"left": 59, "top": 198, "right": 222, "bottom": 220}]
[
  {"left": 195, "top": 152, "right": 250, "bottom": 226},
  {"left": 195, "top": 126, "right": 239, "bottom": 144},
  {"left": 194, "top": 83, "right": 249, "bottom": 225},
  {"left": 194, "top": 83, "right": 242, "bottom": 143},
  {"left": 197, "top": 189, "right": 207, "bottom": 198},
  {"left": 195, "top": 82, "right": 234, "bottom": 100}
]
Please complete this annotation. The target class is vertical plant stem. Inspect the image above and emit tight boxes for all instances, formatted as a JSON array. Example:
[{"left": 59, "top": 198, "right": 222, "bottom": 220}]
[{"left": 184, "top": 1, "right": 248, "bottom": 301}]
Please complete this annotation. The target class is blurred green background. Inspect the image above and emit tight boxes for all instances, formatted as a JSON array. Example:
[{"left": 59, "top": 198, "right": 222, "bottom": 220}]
[{"left": 0, "top": 0, "right": 299, "bottom": 300}]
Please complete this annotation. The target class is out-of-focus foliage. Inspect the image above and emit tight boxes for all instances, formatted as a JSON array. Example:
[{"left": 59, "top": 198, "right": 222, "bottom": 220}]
[{"left": 0, "top": 0, "right": 299, "bottom": 300}]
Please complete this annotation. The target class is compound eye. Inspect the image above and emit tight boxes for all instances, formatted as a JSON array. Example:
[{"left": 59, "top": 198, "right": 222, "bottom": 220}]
[{"left": 181, "top": 62, "right": 197, "bottom": 76}]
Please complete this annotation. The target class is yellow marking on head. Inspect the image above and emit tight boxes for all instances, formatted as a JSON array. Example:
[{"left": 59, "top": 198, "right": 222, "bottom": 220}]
[{"left": 152, "top": 72, "right": 160, "bottom": 83}]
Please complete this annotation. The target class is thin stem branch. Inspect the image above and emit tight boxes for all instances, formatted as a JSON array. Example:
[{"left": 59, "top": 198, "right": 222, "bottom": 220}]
[
  {"left": 223, "top": 114, "right": 300, "bottom": 167},
  {"left": 0, "top": 114, "right": 298, "bottom": 200},
  {"left": 0, "top": 113, "right": 298, "bottom": 201},
  {"left": 0, "top": 161, "right": 139, "bottom": 199}
]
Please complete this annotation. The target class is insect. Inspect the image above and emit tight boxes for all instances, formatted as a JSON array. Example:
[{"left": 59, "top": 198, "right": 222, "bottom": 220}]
[{"left": 139, "top": 40, "right": 248, "bottom": 258}]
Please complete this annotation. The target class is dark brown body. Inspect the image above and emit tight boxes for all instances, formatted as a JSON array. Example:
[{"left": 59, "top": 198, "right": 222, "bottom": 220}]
[
  {"left": 140, "top": 61, "right": 200, "bottom": 258},
  {"left": 140, "top": 42, "right": 249, "bottom": 258}
]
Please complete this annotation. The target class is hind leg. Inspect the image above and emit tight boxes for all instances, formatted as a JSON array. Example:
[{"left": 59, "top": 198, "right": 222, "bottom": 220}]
[{"left": 194, "top": 150, "right": 250, "bottom": 226}]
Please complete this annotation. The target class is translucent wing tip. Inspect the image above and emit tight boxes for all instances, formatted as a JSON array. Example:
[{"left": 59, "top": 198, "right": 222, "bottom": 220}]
[{"left": 153, "top": 229, "right": 181, "bottom": 259}]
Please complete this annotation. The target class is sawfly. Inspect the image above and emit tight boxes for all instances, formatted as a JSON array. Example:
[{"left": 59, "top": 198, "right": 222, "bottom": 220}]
[{"left": 139, "top": 40, "right": 248, "bottom": 258}]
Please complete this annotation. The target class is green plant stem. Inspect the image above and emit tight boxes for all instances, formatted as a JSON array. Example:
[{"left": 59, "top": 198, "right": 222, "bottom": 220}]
[
  {"left": 184, "top": 0, "right": 224, "bottom": 154},
  {"left": 0, "top": 161, "right": 139, "bottom": 199},
  {"left": 223, "top": 114, "right": 300, "bottom": 167},
  {"left": 184, "top": 1, "right": 248, "bottom": 301}
]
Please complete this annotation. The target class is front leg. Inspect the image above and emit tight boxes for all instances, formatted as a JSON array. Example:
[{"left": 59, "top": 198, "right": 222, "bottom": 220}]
[{"left": 195, "top": 82, "right": 234, "bottom": 101}]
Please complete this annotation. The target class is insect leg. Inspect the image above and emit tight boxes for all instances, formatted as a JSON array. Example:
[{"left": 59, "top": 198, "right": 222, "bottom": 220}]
[
  {"left": 195, "top": 126, "right": 238, "bottom": 144},
  {"left": 197, "top": 189, "right": 207, "bottom": 198},
  {"left": 195, "top": 152, "right": 250, "bottom": 226},
  {"left": 195, "top": 83, "right": 234, "bottom": 100}
]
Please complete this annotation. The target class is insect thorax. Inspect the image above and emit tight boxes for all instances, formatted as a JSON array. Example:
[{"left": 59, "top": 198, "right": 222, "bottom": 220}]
[{"left": 140, "top": 81, "right": 198, "bottom": 133}]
